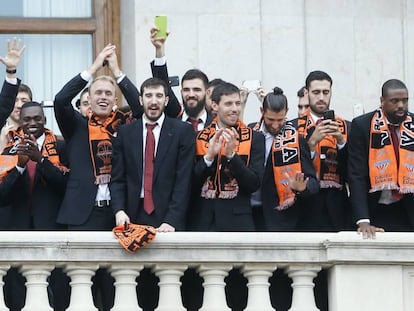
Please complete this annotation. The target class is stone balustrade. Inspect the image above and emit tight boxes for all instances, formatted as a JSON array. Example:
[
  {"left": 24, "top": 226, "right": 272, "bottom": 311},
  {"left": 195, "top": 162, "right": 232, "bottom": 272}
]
[{"left": 0, "top": 231, "right": 413, "bottom": 311}]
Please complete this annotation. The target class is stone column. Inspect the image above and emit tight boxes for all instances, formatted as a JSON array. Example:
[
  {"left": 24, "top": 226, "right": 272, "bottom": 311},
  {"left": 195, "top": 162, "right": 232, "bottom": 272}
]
[
  {"left": 198, "top": 264, "right": 232, "bottom": 311},
  {"left": 65, "top": 264, "right": 99, "bottom": 311},
  {"left": 20, "top": 264, "right": 54, "bottom": 311},
  {"left": 243, "top": 264, "right": 276, "bottom": 311},
  {"left": 110, "top": 264, "right": 143, "bottom": 311},
  {"left": 153, "top": 264, "right": 187, "bottom": 311},
  {"left": 287, "top": 265, "right": 321, "bottom": 311}
]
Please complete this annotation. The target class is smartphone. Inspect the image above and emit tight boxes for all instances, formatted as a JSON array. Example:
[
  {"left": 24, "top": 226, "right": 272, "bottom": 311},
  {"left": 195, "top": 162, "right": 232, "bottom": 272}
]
[
  {"left": 323, "top": 109, "right": 335, "bottom": 121},
  {"left": 154, "top": 15, "right": 168, "bottom": 39},
  {"left": 242, "top": 80, "right": 261, "bottom": 92},
  {"left": 169, "top": 76, "right": 179, "bottom": 87}
]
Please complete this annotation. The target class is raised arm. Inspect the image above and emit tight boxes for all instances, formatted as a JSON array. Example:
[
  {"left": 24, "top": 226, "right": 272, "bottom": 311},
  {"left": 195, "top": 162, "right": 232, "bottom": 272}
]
[
  {"left": 0, "top": 38, "right": 25, "bottom": 127},
  {"left": 54, "top": 44, "right": 116, "bottom": 139},
  {"left": 150, "top": 27, "right": 182, "bottom": 118},
  {"left": 105, "top": 46, "right": 143, "bottom": 118}
]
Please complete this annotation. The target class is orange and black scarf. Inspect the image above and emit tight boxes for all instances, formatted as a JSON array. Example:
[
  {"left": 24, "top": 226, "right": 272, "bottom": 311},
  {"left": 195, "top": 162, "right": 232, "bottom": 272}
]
[
  {"left": 297, "top": 112, "right": 347, "bottom": 189},
  {"left": 196, "top": 118, "right": 252, "bottom": 199},
  {"left": 88, "top": 110, "right": 128, "bottom": 185},
  {"left": 369, "top": 109, "right": 414, "bottom": 194},
  {"left": 0, "top": 129, "right": 68, "bottom": 183},
  {"left": 253, "top": 120, "right": 302, "bottom": 210}
]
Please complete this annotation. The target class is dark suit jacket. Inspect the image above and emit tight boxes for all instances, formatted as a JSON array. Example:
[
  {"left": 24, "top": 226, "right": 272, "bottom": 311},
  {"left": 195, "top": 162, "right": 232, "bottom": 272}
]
[
  {"left": 261, "top": 135, "right": 319, "bottom": 231},
  {"left": 0, "top": 138, "right": 67, "bottom": 230},
  {"left": 0, "top": 79, "right": 20, "bottom": 128},
  {"left": 53, "top": 74, "right": 141, "bottom": 225},
  {"left": 298, "top": 117, "right": 352, "bottom": 231},
  {"left": 110, "top": 117, "right": 195, "bottom": 230},
  {"left": 188, "top": 130, "right": 265, "bottom": 231},
  {"left": 348, "top": 111, "right": 414, "bottom": 229}
]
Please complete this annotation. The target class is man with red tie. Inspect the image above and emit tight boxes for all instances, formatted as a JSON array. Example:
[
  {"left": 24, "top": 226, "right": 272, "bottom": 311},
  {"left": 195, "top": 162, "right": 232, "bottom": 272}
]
[
  {"left": 110, "top": 77, "right": 195, "bottom": 232},
  {"left": 348, "top": 79, "right": 414, "bottom": 239}
]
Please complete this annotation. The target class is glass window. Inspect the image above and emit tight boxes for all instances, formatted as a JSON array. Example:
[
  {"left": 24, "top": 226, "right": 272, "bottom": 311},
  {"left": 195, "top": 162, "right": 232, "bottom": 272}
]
[
  {"left": 0, "top": 34, "right": 93, "bottom": 135},
  {"left": 0, "top": 0, "right": 92, "bottom": 18}
]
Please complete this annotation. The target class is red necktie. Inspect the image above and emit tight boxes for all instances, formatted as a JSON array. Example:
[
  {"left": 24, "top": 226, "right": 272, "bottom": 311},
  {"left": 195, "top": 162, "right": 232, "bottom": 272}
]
[
  {"left": 389, "top": 124, "right": 399, "bottom": 164},
  {"left": 389, "top": 124, "right": 402, "bottom": 201},
  {"left": 187, "top": 118, "right": 200, "bottom": 132},
  {"left": 26, "top": 160, "right": 37, "bottom": 191},
  {"left": 316, "top": 118, "right": 323, "bottom": 125},
  {"left": 144, "top": 123, "right": 156, "bottom": 214}
]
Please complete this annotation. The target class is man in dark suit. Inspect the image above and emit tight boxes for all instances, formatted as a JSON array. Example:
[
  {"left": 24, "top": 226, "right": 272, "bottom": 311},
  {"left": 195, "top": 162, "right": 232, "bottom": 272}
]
[
  {"left": 110, "top": 77, "right": 194, "bottom": 310},
  {"left": 348, "top": 79, "right": 414, "bottom": 239},
  {"left": 110, "top": 77, "right": 195, "bottom": 231},
  {"left": 0, "top": 102, "right": 70, "bottom": 311},
  {"left": 250, "top": 87, "right": 319, "bottom": 232},
  {"left": 297, "top": 71, "right": 351, "bottom": 232},
  {"left": 149, "top": 27, "right": 213, "bottom": 131},
  {"left": 54, "top": 44, "right": 145, "bottom": 311},
  {"left": 188, "top": 82, "right": 264, "bottom": 231}
]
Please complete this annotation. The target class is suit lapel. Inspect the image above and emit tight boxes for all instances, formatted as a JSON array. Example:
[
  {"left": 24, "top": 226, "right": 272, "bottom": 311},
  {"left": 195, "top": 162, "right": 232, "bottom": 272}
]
[
  {"left": 154, "top": 117, "right": 174, "bottom": 180},
  {"left": 132, "top": 120, "right": 144, "bottom": 178}
]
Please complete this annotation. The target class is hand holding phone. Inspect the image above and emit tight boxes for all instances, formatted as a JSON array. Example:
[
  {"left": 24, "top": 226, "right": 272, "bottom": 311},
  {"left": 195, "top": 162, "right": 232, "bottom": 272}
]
[
  {"left": 323, "top": 110, "right": 335, "bottom": 121},
  {"left": 154, "top": 15, "right": 168, "bottom": 39}
]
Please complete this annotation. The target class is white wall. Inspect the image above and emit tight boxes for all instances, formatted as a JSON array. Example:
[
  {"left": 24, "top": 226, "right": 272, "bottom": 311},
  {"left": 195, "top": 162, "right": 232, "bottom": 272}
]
[{"left": 121, "top": 0, "right": 414, "bottom": 124}]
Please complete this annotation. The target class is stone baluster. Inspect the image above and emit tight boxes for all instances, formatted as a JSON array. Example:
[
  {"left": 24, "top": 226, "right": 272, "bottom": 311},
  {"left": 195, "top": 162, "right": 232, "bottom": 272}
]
[
  {"left": 110, "top": 264, "right": 143, "bottom": 311},
  {"left": 20, "top": 264, "right": 54, "bottom": 311},
  {"left": 198, "top": 264, "right": 232, "bottom": 311},
  {"left": 65, "top": 264, "right": 99, "bottom": 311},
  {"left": 287, "top": 265, "right": 321, "bottom": 311},
  {"left": 243, "top": 264, "right": 276, "bottom": 311},
  {"left": 153, "top": 264, "right": 187, "bottom": 311},
  {"left": 0, "top": 265, "right": 10, "bottom": 311}
]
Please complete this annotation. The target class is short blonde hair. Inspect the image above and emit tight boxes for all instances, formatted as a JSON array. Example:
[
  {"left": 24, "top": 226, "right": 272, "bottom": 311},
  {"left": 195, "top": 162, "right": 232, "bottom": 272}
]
[{"left": 90, "top": 75, "right": 117, "bottom": 91}]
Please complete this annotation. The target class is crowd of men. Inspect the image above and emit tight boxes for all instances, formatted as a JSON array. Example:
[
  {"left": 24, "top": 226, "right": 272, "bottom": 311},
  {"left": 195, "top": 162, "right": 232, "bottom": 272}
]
[{"left": 0, "top": 30, "right": 413, "bottom": 311}]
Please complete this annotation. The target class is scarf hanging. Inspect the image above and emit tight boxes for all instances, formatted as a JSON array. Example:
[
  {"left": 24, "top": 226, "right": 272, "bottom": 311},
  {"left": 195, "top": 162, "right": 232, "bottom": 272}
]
[
  {"left": 195, "top": 117, "right": 252, "bottom": 199},
  {"left": 271, "top": 122, "right": 302, "bottom": 210},
  {"left": 88, "top": 110, "right": 128, "bottom": 185},
  {"left": 0, "top": 129, "right": 68, "bottom": 183},
  {"left": 297, "top": 112, "right": 347, "bottom": 189},
  {"left": 369, "top": 109, "right": 414, "bottom": 194}
]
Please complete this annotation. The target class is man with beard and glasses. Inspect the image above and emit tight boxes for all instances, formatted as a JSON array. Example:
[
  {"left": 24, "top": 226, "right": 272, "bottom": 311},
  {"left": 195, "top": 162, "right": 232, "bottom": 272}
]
[
  {"left": 297, "top": 70, "right": 351, "bottom": 232},
  {"left": 150, "top": 27, "right": 213, "bottom": 132},
  {"left": 348, "top": 79, "right": 414, "bottom": 239}
]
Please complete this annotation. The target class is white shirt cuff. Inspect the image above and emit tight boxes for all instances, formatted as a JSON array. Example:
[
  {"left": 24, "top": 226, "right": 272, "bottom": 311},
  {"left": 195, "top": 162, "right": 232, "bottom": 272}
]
[
  {"left": 116, "top": 74, "right": 126, "bottom": 83},
  {"left": 356, "top": 219, "right": 370, "bottom": 225},
  {"left": 80, "top": 70, "right": 92, "bottom": 82},
  {"left": 5, "top": 77, "right": 17, "bottom": 85},
  {"left": 154, "top": 56, "right": 167, "bottom": 66}
]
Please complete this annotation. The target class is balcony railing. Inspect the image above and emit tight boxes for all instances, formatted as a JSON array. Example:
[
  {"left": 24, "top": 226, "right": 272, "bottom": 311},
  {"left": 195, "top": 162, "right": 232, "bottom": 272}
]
[{"left": 0, "top": 231, "right": 413, "bottom": 311}]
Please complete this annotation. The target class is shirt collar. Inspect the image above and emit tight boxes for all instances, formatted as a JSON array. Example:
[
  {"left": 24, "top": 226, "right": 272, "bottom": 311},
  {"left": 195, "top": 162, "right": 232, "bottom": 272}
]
[
  {"left": 182, "top": 109, "right": 207, "bottom": 124},
  {"left": 36, "top": 133, "right": 46, "bottom": 151},
  {"left": 143, "top": 113, "right": 165, "bottom": 128}
]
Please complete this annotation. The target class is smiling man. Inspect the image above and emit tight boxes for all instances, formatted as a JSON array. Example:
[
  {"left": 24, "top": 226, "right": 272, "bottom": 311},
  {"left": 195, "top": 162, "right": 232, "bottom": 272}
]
[
  {"left": 53, "top": 44, "right": 143, "bottom": 311},
  {"left": 188, "top": 82, "right": 264, "bottom": 231},
  {"left": 348, "top": 79, "right": 414, "bottom": 239},
  {"left": 110, "top": 77, "right": 195, "bottom": 232}
]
